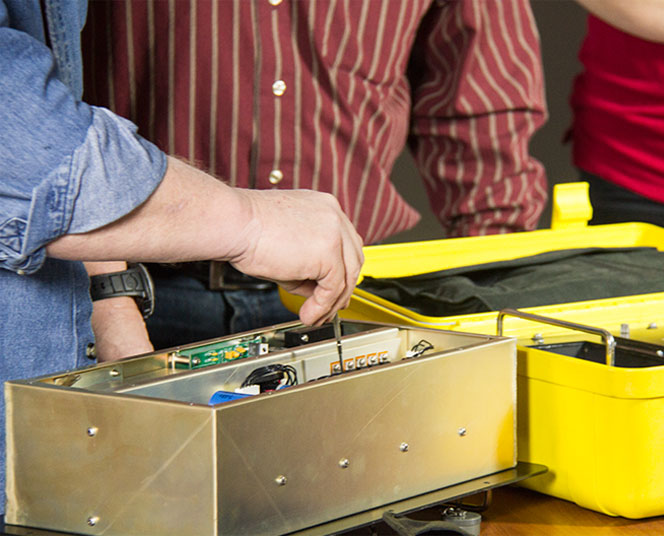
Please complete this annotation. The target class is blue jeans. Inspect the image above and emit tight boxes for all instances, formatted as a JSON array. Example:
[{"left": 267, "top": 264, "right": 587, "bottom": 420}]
[{"left": 145, "top": 274, "right": 298, "bottom": 350}]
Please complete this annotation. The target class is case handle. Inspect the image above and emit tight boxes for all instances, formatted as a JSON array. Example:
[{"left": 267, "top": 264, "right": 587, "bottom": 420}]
[{"left": 497, "top": 308, "right": 616, "bottom": 366}]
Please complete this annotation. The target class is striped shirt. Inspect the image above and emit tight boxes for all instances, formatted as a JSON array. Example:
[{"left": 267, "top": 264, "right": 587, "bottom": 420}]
[{"left": 82, "top": 0, "right": 548, "bottom": 243}]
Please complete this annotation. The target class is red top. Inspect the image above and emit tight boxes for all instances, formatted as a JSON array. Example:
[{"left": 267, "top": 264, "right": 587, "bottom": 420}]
[
  {"left": 571, "top": 15, "right": 664, "bottom": 203},
  {"left": 82, "top": 0, "right": 547, "bottom": 243}
]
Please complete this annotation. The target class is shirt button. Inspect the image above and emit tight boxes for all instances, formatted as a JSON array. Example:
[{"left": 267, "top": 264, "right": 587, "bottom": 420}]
[
  {"left": 268, "top": 0, "right": 283, "bottom": 5},
  {"left": 86, "top": 342, "right": 97, "bottom": 360},
  {"left": 269, "top": 169, "right": 284, "bottom": 185},
  {"left": 272, "top": 79, "right": 286, "bottom": 96}
]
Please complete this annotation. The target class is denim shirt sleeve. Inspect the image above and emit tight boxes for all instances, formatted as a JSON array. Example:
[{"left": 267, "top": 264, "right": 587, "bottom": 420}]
[{"left": 0, "top": 1, "right": 167, "bottom": 275}]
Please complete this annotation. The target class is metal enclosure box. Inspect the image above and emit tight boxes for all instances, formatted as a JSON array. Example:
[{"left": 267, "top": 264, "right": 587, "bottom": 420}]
[{"left": 5, "top": 321, "right": 515, "bottom": 535}]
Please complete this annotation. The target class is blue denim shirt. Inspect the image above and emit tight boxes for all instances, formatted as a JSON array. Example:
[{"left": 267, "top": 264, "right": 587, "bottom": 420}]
[{"left": 0, "top": 0, "right": 167, "bottom": 508}]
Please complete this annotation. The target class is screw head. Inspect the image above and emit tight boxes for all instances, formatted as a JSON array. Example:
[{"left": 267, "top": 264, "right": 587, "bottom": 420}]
[
  {"left": 338, "top": 458, "right": 350, "bottom": 468},
  {"left": 458, "top": 427, "right": 467, "bottom": 437},
  {"left": 87, "top": 516, "right": 99, "bottom": 527},
  {"left": 275, "top": 475, "right": 287, "bottom": 486},
  {"left": 399, "top": 442, "right": 409, "bottom": 452},
  {"left": 300, "top": 334, "right": 309, "bottom": 342},
  {"left": 109, "top": 368, "right": 120, "bottom": 377},
  {"left": 87, "top": 426, "right": 98, "bottom": 437}
]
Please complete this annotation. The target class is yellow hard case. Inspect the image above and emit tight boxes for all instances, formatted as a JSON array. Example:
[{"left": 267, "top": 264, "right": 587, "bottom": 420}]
[{"left": 282, "top": 183, "right": 664, "bottom": 518}]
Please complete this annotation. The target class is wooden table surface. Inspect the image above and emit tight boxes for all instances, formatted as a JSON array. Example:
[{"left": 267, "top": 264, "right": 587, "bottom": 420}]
[
  {"left": 479, "top": 486, "right": 664, "bottom": 535},
  {"left": 346, "top": 486, "right": 664, "bottom": 535}
]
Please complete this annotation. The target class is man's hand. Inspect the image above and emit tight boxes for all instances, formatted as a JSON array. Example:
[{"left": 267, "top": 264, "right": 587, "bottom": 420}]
[
  {"left": 48, "top": 157, "right": 364, "bottom": 327},
  {"left": 228, "top": 189, "right": 364, "bottom": 326}
]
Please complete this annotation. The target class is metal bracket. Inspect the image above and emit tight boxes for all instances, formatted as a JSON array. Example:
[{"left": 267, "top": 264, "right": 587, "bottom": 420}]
[{"left": 381, "top": 511, "right": 474, "bottom": 536}]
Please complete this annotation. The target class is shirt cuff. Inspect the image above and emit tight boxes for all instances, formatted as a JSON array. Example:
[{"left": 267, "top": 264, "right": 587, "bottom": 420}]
[{"left": 16, "top": 107, "right": 166, "bottom": 273}]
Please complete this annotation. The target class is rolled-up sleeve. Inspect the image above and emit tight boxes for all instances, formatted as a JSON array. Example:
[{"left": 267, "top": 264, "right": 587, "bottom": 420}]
[{"left": 0, "top": 4, "right": 166, "bottom": 275}]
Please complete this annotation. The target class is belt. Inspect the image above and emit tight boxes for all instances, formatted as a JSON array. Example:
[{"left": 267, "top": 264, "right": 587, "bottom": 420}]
[{"left": 146, "top": 261, "right": 276, "bottom": 291}]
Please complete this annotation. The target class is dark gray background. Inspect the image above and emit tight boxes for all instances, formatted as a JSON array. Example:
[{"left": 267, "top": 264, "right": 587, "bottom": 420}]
[{"left": 385, "top": 0, "right": 587, "bottom": 243}]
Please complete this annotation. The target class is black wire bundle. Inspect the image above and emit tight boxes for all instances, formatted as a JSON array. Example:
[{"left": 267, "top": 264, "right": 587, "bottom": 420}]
[
  {"left": 408, "top": 339, "right": 434, "bottom": 358},
  {"left": 241, "top": 364, "right": 298, "bottom": 391}
]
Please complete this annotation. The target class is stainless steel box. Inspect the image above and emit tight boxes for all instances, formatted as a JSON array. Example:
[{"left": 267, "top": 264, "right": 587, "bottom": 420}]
[{"left": 5, "top": 321, "right": 516, "bottom": 535}]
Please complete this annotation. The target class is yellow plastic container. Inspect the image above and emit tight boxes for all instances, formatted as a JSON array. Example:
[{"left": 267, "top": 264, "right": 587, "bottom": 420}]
[
  {"left": 497, "top": 305, "right": 664, "bottom": 519},
  {"left": 280, "top": 183, "right": 664, "bottom": 518},
  {"left": 516, "top": 334, "right": 664, "bottom": 518}
]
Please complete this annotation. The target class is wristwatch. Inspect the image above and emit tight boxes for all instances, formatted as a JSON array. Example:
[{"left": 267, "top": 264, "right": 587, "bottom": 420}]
[{"left": 89, "top": 263, "right": 155, "bottom": 319}]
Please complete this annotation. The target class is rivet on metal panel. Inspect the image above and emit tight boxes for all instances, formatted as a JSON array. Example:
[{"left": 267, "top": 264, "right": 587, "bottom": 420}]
[
  {"left": 338, "top": 458, "right": 350, "bottom": 468},
  {"left": 532, "top": 333, "right": 544, "bottom": 344},
  {"left": 399, "top": 442, "right": 409, "bottom": 452},
  {"left": 87, "top": 426, "right": 98, "bottom": 437},
  {"left": 275, "top": 475, "right": 287, "bottom": 486},
  {"left": 109, "top": 369, "right": 120, "bottom": 378},
  {"left": 648, "top": 322, "right": 658, "bottom": 330},
  {"left": 87, "top": 516, "right": 99, "bottom": 527},
  {"left": 458, "top": 427, "right": 467, "bottom": 437}
]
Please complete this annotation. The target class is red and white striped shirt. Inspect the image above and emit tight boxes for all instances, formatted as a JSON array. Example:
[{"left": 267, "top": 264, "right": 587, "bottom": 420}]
[{"left": 82, "top": 0, "right": 547, "bottom": 243}]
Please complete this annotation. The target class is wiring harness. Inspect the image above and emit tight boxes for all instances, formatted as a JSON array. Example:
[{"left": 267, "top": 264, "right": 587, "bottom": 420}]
[{"left": 241, "top": 364, "right": 298, "bottom": 392}]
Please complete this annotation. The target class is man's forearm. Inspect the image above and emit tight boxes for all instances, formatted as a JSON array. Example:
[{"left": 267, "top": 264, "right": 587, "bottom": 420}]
[
  {"left": 47, "top": 157, "right": 248, "bottom": 263},
  {"left": 47, "top": 156, "right": 364, "bottom": 326}
]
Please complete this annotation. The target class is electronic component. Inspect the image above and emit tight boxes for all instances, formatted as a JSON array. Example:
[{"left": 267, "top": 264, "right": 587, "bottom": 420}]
[
  {"left": 208, "top": 390, "right": 252, "bottom": 405},
  {"left": 405, "top": 339, "right": 434, "bottom": 358},
  {"left": 284, "top": 324, "right": 336, "bottom": 347},
  {"left": 241, "top": 364, "right": 298, "bottom": 392},
  {"left": 171, "top": 336, "right": 268, "bottom": 369}
]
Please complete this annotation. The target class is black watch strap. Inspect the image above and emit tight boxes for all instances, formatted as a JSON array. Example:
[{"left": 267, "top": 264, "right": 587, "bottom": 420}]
[{"left": 89, "top": 263, "right": 155, "bottom": 319}]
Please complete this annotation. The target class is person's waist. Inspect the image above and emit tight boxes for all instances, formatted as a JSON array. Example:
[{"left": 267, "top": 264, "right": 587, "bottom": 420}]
[{"left": 145, "top": 261, "right": 275, "bottom": 291}]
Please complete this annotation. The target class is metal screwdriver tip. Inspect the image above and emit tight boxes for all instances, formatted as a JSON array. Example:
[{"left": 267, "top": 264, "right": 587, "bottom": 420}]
[{"left": 333, "top": 314, "right": 343, "bottom": 373}]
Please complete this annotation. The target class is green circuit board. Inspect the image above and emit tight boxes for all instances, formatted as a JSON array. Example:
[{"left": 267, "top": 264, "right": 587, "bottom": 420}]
[{"left": 173, "top": 336, "right": 268, "bottom": 369}]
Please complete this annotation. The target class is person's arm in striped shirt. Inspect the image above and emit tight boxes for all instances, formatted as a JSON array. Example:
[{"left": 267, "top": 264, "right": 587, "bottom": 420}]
[{"left": 407, "top": 0, "right": 548, "bottom": 238}]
